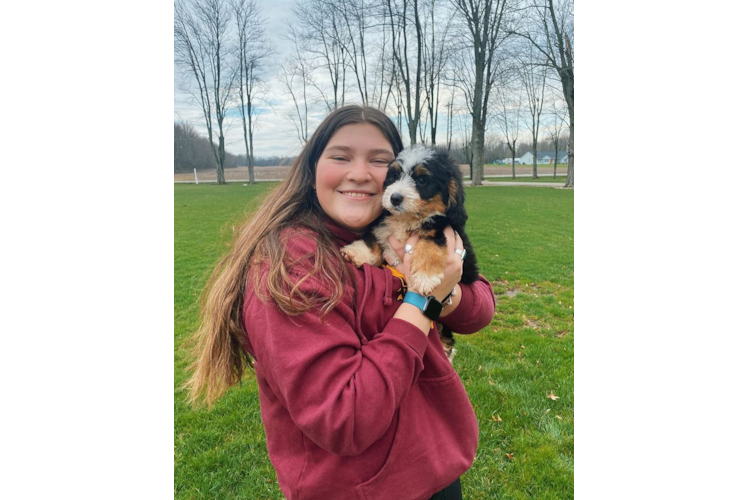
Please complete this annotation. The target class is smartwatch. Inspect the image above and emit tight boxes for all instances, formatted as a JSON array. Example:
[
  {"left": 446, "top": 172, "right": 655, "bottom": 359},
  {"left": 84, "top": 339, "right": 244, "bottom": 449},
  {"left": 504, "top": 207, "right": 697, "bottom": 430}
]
[{"left": 403, "top": 291, "right": 443, "bottom": 321}]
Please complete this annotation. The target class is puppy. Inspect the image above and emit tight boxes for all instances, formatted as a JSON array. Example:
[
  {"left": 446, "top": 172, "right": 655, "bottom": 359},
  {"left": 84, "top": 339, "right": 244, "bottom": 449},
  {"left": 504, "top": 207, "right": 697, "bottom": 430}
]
[{"left": 341, "top": 144, "right": 480, "bottom": 361}]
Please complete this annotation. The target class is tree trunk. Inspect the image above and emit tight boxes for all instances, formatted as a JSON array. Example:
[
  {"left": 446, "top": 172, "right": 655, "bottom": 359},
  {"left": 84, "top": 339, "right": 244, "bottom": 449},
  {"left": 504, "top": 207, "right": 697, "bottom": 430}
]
[
  {"left": 532, "top": 137, "right": 538, "bottom": 179},
  {"left": 248, "top": 127, "right": 255, "bottom": 184},
  {"left": 564, "top": 94, "right": 574, "bottom": 188},
  {"left": 471, "top": 118, "right": 484, "bottom": 186},
  {"left": 553, "top": 141, "right": 558, "bottom": 178},
  {"left": 217, "top": 134, "right": 226, "bottom": 184},
  {"left": 510, "top": 140, "right": 516, "bottom": 179}
]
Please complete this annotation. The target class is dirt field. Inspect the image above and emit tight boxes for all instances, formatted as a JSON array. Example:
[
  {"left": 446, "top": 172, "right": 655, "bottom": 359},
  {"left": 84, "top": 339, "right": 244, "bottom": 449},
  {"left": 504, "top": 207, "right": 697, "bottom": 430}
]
[{"left": 175, "top": 164, "right": 566, "bottom": 183}]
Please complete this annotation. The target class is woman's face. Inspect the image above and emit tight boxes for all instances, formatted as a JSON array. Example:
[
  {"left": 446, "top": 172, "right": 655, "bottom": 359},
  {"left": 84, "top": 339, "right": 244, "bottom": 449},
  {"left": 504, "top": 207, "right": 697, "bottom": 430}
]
[{"left": 315, "top": 123, "right": 395, "bottom": 233}]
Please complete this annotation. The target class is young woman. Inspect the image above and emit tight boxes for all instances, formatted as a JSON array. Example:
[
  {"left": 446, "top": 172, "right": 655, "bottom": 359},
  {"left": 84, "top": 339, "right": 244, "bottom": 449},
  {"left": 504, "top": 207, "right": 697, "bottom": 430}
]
[{"left": 186, "top": 105, "right": 495, "bottom": 500}]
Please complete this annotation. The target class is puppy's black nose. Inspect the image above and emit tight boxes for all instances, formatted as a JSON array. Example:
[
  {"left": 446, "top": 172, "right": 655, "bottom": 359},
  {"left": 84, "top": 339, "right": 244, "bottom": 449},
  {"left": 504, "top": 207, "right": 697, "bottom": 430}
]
[{"left": 390, "top": 193, "right": 404, "bottom": 206}]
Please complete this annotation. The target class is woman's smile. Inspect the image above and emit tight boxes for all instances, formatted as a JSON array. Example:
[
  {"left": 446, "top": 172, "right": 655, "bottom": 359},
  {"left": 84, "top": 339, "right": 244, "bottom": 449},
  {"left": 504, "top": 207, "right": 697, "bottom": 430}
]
[{"left": 315, "top": 123, "right": 393, "bottom": 232}]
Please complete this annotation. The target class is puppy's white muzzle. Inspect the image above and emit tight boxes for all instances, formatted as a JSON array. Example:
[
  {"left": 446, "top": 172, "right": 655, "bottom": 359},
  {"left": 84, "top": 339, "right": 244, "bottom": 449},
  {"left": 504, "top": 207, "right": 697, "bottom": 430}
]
[{"left": 382, "top": 176, "right": 419, "bottom": 213}]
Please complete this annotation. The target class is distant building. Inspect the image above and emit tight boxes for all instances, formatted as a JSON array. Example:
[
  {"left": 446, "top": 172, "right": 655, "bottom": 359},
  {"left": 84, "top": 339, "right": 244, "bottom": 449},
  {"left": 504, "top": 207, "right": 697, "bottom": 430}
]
[{"left": 518, "top": 151, "right": 568, "bottom": 165}]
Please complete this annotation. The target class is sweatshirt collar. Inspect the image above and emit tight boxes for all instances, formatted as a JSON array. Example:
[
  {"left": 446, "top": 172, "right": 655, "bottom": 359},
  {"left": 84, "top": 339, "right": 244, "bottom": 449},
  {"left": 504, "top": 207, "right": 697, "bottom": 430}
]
[{"left": 323, "top": 215, "right": 361, "bottom": 246}]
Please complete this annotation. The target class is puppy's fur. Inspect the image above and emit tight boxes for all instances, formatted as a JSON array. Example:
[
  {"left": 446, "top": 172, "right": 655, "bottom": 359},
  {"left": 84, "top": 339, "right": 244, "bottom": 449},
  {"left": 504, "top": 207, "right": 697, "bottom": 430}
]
[{"left": 341, "top": 144, "right": 479, "bottom": 362}]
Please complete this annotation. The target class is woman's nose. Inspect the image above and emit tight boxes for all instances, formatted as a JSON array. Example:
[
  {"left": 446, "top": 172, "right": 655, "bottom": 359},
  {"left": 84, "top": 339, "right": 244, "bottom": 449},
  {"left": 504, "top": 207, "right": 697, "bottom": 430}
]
[{"left": 346, "top": 158, "right": 372, "bottom": 182}]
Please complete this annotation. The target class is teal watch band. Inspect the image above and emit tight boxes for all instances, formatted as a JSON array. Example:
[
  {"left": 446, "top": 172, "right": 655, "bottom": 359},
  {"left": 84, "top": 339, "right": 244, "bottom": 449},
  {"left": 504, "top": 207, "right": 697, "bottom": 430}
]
[
  {"left": 403, "top": 291, "right": 443, "bottom": 321},
  {"left": 403, "top": 291, "right": 428, "bottom": 310}
]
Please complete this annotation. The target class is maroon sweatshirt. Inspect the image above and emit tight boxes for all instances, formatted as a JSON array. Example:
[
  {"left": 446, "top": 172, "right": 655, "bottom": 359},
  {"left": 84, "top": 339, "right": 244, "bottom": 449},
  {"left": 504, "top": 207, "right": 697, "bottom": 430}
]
[{"left": 242, "top": 220, "right": 495, "bottom": 500}]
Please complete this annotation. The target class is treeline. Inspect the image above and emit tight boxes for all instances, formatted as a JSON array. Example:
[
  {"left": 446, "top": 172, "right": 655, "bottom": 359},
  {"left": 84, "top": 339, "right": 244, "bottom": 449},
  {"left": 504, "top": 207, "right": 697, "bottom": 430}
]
[
  {"left": 476, "top": 137, "right": 570, "bottom": 163},
  {"left": 438, "top": 136, "right": 570, "bottom": 165},
  {"left": 174, "top": 122, "right": 241, "bottom": 172},
  {"left": 246, "top": 156, "right": 298, "bottom": 167},
  {"left": 240, "top": 137, "right": 570, "bottom": 167},
  {"left": 175, "top": 120, "right": 570, "bottom": 172}
]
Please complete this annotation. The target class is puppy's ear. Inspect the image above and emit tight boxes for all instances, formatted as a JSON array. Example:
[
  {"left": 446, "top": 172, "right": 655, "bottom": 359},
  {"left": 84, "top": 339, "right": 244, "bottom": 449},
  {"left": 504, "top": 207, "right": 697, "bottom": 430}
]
[
  {"left": 447, "top": 179, "right": 461, "bottom": 207},
  {"left": 446, "top": 179, "right": 468, "bottom": 228}
]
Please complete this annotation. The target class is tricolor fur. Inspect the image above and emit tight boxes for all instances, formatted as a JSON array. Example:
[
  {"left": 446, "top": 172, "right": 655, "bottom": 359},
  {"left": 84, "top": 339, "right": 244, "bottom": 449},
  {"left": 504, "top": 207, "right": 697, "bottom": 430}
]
[{"left": 341, "top": 144, "right": 480, "bottom": 362}]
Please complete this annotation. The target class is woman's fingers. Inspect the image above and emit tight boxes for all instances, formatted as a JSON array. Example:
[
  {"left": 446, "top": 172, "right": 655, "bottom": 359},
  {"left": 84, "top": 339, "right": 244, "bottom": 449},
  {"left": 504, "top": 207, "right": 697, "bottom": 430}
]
[
  {"left": 404, "top": 233, "right": 419, "bottom": 261},
  {"left": 444, "top": 226, "right": 456, "bottom": 254},
  {"left": 387, "top": 234, "right": 420, "bottom": 280},
  {"left": 388, "top": 235, "right": 405, "bottom": 261}
]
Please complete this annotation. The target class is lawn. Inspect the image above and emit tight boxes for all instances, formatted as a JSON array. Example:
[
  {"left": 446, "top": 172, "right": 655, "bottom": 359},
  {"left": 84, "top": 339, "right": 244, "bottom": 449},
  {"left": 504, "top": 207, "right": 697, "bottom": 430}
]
[
  {"left": 484, "top": 176, "right": 567, "bottom": 183},
  {"left": 175, "top": 183, "right": 574, "bottom": 499},
  {"left": 483, "top": 163, "right": 569, "bottom": 172}
]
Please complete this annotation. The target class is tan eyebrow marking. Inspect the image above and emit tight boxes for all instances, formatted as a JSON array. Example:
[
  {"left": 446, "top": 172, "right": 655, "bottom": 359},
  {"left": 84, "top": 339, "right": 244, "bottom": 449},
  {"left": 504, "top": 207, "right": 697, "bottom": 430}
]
[{"left": 414, "top": 164, "right": 431, "bottom": 176}]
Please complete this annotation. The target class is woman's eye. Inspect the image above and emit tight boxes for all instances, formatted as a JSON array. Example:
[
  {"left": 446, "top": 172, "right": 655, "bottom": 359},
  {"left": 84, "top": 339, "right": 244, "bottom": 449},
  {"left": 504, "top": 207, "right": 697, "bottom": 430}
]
[{"left": 332, "top": 156, "right": 347, "bottom": 161}]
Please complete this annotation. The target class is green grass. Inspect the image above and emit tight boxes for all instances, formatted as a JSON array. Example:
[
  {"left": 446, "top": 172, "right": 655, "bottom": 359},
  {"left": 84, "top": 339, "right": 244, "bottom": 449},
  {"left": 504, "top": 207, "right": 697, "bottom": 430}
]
[
  {"left": 483, "top": 176, "right": 567, "bottom": 183},
  {"left": 484, "top": 164, "right": 568, "bottom": 169},
  {"left": 175, "top": 184, "right": 574, "bottom": 499}
]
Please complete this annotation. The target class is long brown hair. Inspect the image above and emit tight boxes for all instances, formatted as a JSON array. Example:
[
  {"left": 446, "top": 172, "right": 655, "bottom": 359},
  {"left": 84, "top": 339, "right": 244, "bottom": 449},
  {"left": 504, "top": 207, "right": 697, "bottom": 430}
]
[{"left": 184, "top": 105, "right": 404, "bottom": 406}]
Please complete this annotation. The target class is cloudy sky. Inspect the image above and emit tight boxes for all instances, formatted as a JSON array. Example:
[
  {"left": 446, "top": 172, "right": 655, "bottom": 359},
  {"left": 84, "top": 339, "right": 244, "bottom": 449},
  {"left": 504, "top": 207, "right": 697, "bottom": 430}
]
[
  {"left": 174, "top": 0, "right": 302, "bottom": 159},
  {"left": 173, "top": 0, "right": 467, "bottom": 160},
  {"left": 174, "top": 0, "right": 551, "bottom": 160}
]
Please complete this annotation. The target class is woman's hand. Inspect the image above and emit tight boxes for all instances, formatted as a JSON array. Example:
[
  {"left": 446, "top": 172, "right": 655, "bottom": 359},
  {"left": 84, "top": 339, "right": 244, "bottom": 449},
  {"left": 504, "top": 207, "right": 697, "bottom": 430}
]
[{"left": 386, "top": 227, "right": 464, "bottom": 303}]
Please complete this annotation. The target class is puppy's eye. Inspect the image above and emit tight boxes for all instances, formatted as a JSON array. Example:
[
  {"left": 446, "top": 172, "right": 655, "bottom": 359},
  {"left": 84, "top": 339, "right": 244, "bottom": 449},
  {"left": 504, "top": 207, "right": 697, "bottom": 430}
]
[{"left": 416, "top": 176, "right": 427, "bottom": 185}]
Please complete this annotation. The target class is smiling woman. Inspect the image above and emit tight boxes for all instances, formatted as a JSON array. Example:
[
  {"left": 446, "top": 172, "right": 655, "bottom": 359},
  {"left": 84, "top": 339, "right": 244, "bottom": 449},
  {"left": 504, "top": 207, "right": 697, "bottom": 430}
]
[
  {"left": 315, "top": 123, "right": 395, "bottom": 232},
  {"left": 184, "top": 105, "right": 495, "bottom": 500}
]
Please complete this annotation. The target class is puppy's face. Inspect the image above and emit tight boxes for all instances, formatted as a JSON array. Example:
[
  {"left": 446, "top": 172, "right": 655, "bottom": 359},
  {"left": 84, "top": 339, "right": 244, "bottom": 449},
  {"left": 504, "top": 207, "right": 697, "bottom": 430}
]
[{"left": 382, "top": 145, "right": 459, "bottom": 219}]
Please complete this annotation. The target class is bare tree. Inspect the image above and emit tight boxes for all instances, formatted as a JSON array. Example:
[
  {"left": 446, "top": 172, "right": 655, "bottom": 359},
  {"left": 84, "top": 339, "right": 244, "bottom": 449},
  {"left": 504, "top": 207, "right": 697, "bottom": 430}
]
[
  {"left": 384, "top": 0, "right": 425, "bottom": 145},
  {"left": 517, "top": 41, "right": 548, "bottom": 179},
  {"left": 445, "top": 87, "right": 456, "bottom": 151},
  {"left": 334, "top": 0, "right": 374, "bottom": 105},
  {"left": 392, "top": 64, "right": 406, "bottom": 139},
  {"left": 422, "top": 0, "right": 454, "bottom": 145},
  {"left": 279, "top": 60, "right": 313, "bottom": 147},
  {"left": 293, "top": 0, "right": 348, "bottom": 110},
  {"left": 371, "top": 17, "right": 397, "bottom": 110},
  {"left": 450, "top": 0, "right": 510, "bottom": 186},
  {"left": 232, "top": 0, "right": 272, "bottom": 184},
  {"left": 544, "top": 96, "right": 568, "bottom": 178},
  {"left": 418, "top": 113, "right": 428, "bottom": 143},
  {"left": 280, "top": 27, "right": 317, "bottom": 147},
  {"left": 511, "top": 0, "right": 573, "bottom": 187},
  {"left": 493, "top": 67, "right": 523, "bottom": 179},
  {"left": 174, "top": 0, "right": 237, "bottom": 185},
  {"left": 449, "top": 55, "right": 476, "bottom": 179},
  {"left": 455, "top": 112, "right": 473, "bottom": 167}
]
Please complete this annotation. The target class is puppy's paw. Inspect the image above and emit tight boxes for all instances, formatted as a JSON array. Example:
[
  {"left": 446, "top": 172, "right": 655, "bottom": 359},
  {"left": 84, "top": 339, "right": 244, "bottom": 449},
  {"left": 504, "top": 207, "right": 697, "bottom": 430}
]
[
  {"left": 408, "top": 270, "right": 444, "bottom": 296},
  {"left": 341, "top": 240, "right": 378, "bottom": 268}
]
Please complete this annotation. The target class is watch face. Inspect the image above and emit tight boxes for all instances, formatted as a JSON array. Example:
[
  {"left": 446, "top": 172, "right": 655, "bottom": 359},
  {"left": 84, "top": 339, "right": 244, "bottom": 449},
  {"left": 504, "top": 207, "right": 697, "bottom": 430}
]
[{"left": 423, "top": 296, "right": 443, "bottom": 320}]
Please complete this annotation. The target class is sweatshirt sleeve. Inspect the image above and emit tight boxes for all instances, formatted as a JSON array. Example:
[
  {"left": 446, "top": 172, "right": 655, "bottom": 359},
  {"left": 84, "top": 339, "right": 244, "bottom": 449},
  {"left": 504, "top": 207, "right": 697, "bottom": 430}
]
[
  {"left": 244, "top": 232, "right": 429, "bottom": 457},
  {"left": 245, "top": 294, "right": 428, "bottom": 457},
  {"left": 438, "top": 274, "right": 496, "bottom": 334}
]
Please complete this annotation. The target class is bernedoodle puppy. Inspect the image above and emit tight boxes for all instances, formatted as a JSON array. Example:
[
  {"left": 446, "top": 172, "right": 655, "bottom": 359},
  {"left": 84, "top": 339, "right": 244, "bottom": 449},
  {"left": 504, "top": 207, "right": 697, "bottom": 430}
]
[{"left": 341, "top": 144, "right": 480, "bottom": 361}]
